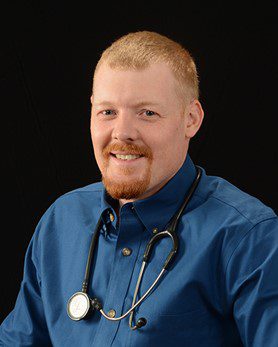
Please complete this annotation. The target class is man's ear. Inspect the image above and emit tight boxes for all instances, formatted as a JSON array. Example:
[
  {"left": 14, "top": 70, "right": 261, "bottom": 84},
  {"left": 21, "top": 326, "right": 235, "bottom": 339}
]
[
  {"left": 184, "top": 100, "right": 204, "bottom": 139},
  {"left": 90, "top": 96, "right": 94, "bottom": 129}
]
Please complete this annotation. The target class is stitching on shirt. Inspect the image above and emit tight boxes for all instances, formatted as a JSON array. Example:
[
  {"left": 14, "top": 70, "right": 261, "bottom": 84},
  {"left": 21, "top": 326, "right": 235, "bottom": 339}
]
[
  {"left": 194, "top": 192, "right": 275, "bottom": 225},
  {"left": 52, "top": 189, "right": 103, "bottom": 207},
  {"left": 59, "top": 189, "right": 102, "bottom": 198},
  {"left": 223, "top": 216, "right": 277, "bottom": 276}
]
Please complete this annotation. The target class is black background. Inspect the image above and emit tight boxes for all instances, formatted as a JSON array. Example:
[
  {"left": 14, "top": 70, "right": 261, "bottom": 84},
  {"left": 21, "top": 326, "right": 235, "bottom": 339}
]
[{"left": 1, "top": 1, "right": 277, "bottom": 323}]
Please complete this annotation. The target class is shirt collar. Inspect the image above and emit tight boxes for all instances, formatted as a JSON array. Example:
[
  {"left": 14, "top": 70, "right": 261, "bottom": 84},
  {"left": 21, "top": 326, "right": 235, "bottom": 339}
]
[
  {"left": 100, "top": 154, "right": 197, "bottom": 235},
  {"left": 133, "top": 154, "right": 197, "bottom": 234}
]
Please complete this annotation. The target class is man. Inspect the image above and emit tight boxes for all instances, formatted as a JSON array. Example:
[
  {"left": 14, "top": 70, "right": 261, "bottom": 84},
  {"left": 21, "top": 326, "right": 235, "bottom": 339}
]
[{"left": 1, "top": 31, "right": 277, "bottom": 346}]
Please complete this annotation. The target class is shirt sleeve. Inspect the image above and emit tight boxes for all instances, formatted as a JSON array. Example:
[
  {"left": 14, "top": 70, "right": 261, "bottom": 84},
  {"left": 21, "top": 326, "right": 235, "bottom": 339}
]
[
  {"left": 0, "top": 210, "right": 53, "bottom": 347},
  {"left": 224, "top": 217, "right": 278, "bottom": 347}
]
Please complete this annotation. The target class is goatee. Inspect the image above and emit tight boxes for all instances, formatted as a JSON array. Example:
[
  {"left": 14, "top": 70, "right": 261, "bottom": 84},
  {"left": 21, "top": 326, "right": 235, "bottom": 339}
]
[{"left": 101, "top": 143, "right": 153, "bottom": 200}]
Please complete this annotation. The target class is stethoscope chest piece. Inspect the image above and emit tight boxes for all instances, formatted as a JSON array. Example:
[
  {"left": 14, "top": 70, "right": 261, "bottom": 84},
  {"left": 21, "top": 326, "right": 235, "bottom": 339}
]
[{"left": 67, "top": 292, "right": 91, "bottom": 321}]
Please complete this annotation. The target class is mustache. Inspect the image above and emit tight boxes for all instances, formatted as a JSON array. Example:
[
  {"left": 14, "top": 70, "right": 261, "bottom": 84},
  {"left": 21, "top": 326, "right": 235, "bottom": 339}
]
[{"left": 103, "top": 143, "right": 153, "bottom": 159}]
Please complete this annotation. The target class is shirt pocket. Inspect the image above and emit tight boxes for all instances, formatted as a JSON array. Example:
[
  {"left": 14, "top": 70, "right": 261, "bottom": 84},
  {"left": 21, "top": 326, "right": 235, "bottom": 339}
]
[
  {"left": 128, "top": 308, "right": 213, "bottom": 347},
  {"left": 157, "top": 307, "right": 210, "bottom": 331}
]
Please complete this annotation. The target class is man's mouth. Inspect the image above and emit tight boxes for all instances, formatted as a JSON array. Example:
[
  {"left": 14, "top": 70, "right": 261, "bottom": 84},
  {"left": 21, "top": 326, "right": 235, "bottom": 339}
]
[
  {"left": 103, "top": 143, "right": 152, "bottom": 163},
  {"left": 110, "top": 153, "right": 143, "bottom": 160}
]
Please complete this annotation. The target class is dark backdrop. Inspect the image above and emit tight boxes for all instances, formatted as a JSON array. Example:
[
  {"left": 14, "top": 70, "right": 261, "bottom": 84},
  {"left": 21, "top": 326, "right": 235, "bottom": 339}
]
[{"left": 1, "top": 1, "right": 277, "bottom": 323}]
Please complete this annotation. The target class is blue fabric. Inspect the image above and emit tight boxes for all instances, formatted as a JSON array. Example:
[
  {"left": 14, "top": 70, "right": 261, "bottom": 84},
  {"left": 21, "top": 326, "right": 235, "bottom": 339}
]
[{"left": 1, "top": 155, "right": 278, "bottom": 347}]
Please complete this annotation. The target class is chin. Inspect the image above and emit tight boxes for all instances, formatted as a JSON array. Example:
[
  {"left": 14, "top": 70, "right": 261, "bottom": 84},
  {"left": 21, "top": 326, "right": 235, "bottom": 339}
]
[{"left": 102, "top": 175, "right": 151, "bottom": 200}]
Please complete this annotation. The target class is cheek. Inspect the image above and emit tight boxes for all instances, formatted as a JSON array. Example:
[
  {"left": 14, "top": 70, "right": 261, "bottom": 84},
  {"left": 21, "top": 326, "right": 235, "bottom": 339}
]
[
  {"left": 152, "top": 127, "right": 186, "bottom": 164},
  {"left": 153, "top": 126, "right": 182, "bottom": 153},
  {"left": 91, "top": 122, "right": 108, "bottom": 150}
]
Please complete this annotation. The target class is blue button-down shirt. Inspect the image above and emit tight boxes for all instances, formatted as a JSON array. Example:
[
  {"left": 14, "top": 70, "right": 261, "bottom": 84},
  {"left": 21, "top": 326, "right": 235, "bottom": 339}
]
[{"left": 1, "top": 155, "right": 278, "bottom": 346}]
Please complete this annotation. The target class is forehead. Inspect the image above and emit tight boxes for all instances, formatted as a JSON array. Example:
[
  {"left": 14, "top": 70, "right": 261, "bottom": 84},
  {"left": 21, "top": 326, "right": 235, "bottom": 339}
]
[{"left": 92, "top": 62, "right": 180, "bottom": 108}]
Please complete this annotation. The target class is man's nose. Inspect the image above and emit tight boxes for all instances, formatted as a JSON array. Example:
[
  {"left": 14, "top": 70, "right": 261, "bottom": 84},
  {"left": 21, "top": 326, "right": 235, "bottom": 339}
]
[{"left": 112, "top": 112, "right": 138, "bottom": 142}]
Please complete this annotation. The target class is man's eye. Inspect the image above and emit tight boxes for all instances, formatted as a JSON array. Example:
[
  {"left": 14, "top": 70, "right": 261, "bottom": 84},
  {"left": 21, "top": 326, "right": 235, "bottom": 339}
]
[
  {"left": 101, "top": 110, "right": 115, "bottom": 116},
  {"left": 144, "top": 110, "right": 156, "bottom": 117}
]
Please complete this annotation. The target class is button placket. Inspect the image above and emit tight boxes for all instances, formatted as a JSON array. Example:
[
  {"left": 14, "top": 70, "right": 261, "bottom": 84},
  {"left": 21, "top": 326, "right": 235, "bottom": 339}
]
[{"left": 94, "top": 206, "right": 143, "bottom": 345}]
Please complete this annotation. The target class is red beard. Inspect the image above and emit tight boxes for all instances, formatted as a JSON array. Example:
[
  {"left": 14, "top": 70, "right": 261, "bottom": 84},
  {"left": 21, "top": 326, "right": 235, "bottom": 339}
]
[{"left": 101, "top": 142, "right": 153, "bottom": 200}]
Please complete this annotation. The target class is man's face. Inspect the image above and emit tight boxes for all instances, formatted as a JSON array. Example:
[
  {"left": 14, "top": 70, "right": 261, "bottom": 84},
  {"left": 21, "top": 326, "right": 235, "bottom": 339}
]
[{"left": 90, "top": 61, "right": 190, "bottom": 203}]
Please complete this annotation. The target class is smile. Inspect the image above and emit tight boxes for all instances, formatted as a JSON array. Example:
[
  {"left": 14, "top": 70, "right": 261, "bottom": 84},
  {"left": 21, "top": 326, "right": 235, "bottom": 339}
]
[{"left": 110, "top": 153, "right": 144, "bottom": 161}]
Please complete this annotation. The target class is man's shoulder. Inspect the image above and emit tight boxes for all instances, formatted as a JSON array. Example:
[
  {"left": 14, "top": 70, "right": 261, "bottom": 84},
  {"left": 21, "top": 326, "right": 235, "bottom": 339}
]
[
  {"left": 34, "top": 181, "right": 104, "bottom": 238},
  {"left": 196, "top": 171, "right": 276, "bottom": 226},
  {"left": 56, "top": 182, "right": 103, "bottom": 201},
  {"left": 60, "top": 181, "right": 104, "bottom": 197},
  {"left": 49, "top": 181, "right": 104, "bottom": 212}
]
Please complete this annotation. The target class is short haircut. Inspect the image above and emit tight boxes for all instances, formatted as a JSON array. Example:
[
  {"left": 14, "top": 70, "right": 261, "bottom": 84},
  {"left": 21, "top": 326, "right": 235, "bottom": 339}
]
[{"left": 93, "top": 31, "right": 199, "bottom": 103}]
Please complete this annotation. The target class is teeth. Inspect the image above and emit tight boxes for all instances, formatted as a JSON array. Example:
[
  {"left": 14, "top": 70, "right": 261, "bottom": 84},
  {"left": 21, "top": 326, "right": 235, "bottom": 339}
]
[{"left": 115, "top": 154, "right": 141, "bottom": 160}]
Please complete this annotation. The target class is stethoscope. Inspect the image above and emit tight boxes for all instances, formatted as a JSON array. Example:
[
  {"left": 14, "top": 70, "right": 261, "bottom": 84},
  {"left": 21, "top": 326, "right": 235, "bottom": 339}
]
[{"left": 67, "top": 166, "right": 202, "bottom": 330}]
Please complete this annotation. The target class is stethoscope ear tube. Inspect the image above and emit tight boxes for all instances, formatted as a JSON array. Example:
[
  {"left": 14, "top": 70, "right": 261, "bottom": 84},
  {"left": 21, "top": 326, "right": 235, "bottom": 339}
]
[
  {"left": 143, "top": 167, "right": 202, "bottom": 270},
  {"left": 82, "top": 216, "right": 103, "bottom": 293},
  {"left": 67, "top": 216, "right": 103, "bottom": 321},
  {"left": 163, "top": 249, "right": 178, "bottom": 270},
  {"left": 143, "top": 230, "right": 178, "bottom": 270},
  {"left": 168, "top": 166, "right": 202, "bottom": 232}
]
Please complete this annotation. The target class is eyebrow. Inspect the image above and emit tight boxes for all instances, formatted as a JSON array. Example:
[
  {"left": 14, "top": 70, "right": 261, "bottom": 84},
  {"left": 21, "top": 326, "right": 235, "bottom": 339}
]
[{"left": 93, "top": 101, "right": 161, "bottom": 109}]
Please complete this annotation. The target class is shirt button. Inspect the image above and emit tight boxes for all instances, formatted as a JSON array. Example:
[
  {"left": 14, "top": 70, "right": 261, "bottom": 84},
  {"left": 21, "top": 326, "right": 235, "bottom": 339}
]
[
  {"left": 107, "top": 309, "right": 116, "bottom": 318},
  {"left": 152, "top": 227, "right": 158, "bottom": 234},
  {"left": 109, "top": 213, "right": 115, "bottom": 222},
  {"left": 122, "top": 247, "right": 132, "bottom": 256}
]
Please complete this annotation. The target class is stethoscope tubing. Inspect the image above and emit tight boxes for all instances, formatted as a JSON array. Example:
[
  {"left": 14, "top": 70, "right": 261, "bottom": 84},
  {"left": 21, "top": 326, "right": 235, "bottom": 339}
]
[{"left": 100, "top": 263, "right": 166, "bottom": 321}]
